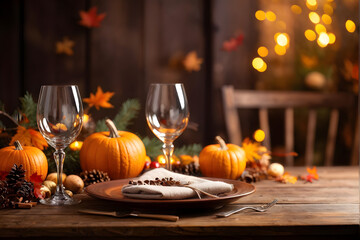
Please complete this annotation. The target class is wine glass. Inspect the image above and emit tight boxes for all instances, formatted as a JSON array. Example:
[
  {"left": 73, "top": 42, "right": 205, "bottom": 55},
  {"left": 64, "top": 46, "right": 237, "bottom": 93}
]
[
  {"left": 145, "top": 83, "right": 189, "bottom": 171},
  {"left": 37, "top": 85, "right": 83, "bottom": 205}
]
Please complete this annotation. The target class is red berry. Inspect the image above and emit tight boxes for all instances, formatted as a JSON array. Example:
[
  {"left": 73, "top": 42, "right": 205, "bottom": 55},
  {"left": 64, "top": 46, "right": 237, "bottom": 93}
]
[{"left": 150, "top": 161, "right": 160, "bottom": 168}]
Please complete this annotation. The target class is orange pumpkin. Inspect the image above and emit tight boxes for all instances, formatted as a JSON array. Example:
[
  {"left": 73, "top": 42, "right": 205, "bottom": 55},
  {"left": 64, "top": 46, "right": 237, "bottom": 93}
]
[
  {"left": 0, "top": 141, "right": 48, "bottom": 181},
  {"left": 199, "top": 136, "right": 246, "bottom": 180},
  {"left": 80, "top": 119, "right": 146, "bottom": 179}
]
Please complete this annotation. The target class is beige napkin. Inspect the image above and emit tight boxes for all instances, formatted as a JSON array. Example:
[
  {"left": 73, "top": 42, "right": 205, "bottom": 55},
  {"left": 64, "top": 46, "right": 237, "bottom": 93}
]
[{"left": 121, "top": 168, "right": 234, "bottom": 200}]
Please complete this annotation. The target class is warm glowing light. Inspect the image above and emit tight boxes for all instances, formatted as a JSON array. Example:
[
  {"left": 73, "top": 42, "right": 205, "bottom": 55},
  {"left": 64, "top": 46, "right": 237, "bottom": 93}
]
[
  {"left": 276, "top": 33, "right": 289, "bottom": 47},
  {"left": 305, "top": 29, "right": 317, "bottom": 41},
  {"left": 328, "top": 33, "right": 336, "bottom": 44},
  {"left": 252, "top": 57, "right": 265, "bottom": 70},
  {"left": 258, "top": 62, "right": 267, "bottom": 72},
  {"left": 291, "top": 5, "right": 302, "bottom": 14},
  {"left": 317, "top": 32, "right": 329, "bottom": 47},
  {"left": 323, "top": 4, "right": 333, "bottom": 15},
  {"left": 274, "top": 45, "right": 286, "bottom": 55},
  {"left": 69, "top": 141, "right": 83, "bottom": 151},
  {"left": 266, "top": 11, "right": 276, "bottom": 22},
  {"left": 321, "top": 14, "right": 332, "bottom": 25},
  {"left": 257, "top": 46, "right": 268, "bottom": 57},
  {"left": 306, "top": 0, "right": 317, "bottom": 10},
  {"left": 255, "top": 10, "right": 266, "bottom": 21},
  {"left": 346, "top": 20, "right": 356, "bottom": 33},
  {"left": 309, "top": 12, "right": 320, "bottom": 24},
  {"left": 254, "top": 129, "right": 266, "bottom": 142},
  {"left": 315, "top": 24, "right": 327, "bottom": 34},
  {"left": 83, "top": 114, "right": 90, "bottom": 124}
]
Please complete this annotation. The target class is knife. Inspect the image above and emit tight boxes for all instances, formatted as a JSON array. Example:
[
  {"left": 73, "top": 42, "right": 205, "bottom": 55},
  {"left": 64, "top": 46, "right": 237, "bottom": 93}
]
[{"left": 78, "top": 209, "right": 179, "bottom": 222}]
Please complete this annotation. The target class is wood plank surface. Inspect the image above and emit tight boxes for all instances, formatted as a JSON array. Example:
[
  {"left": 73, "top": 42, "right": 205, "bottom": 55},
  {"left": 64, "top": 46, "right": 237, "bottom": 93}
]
[{"left": 0, "top": 167, "right": 358, "bottom": 239}]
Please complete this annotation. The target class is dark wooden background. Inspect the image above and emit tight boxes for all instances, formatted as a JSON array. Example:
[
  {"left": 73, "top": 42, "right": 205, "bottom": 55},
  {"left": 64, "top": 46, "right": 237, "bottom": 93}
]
[
  {"left": 0, "top": 0, "right": 258, "bottom": 146},
  {"left": 0, "top": 0, "right": 357, "bottom": 165}
]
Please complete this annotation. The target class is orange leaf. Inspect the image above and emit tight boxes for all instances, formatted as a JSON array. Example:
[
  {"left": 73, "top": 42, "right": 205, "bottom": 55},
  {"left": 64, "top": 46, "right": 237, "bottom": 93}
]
[
  {"left": 56, "top": 37, "right": 75, "bottom": 56},
  {"left": 306, "top": 166, "right": 319, "bottom": 180},
  {"left": 83, "top": 86, "right": 114, "bottom": 110},
  {"left": 79, "top": 6, "right": 106, "bottom": 28},
  {"left": 276, "top": 172, "right": 297, "bottom": 184},
  {"left": 183, "top": 51, "right": 203, "bottom": 72},
  {"left": 10, "top": 126, "right": 48, "bottom": 150}
]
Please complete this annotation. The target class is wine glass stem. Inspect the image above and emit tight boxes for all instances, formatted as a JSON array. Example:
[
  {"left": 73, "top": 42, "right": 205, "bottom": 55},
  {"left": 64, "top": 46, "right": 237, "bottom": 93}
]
[
  {"left": 162, "top": 143, "right": 174, "bottom": 171},
  {"left": 54, "top": 149, "right": 66, "bottom": 195}
]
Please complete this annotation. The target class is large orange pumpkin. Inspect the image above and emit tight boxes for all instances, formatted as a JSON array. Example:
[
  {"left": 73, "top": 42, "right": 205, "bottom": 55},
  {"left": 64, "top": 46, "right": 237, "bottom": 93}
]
[
  {"left": 199, "top": 136, "right": 246, "bottom": 180},
  {"left": 0, "top": 141, "right": 48, "bottom": 181},
  {"left": 80, "top": 119, "right": 146, "bottom": 179}
]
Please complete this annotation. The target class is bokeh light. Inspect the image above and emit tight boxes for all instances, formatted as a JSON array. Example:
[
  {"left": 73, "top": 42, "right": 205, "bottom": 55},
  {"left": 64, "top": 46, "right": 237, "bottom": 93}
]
[
  {"left": 255, "top": 10, "right": 266, "bottom": 21},
  {"left": 266, "top": 11, "right": 276, "bottom": 22},
  {"left": 306, "top": 0, "right": 318, "bottom": 10},
  {"left": 317, "top": 32, "right": 329, "bottom": 47},
  {"left": 305, "top": 29, "right": 317, "bottom": 41},
  {"left": 321, "top": 14, "right": 332, "bottom": 25},
  {"left": 274, "top": 45, "right": 286, "bottom": 55},
  {"left": 257, "top": 46, "right": 268, "bottom": 57},
  {"left": 315, "top": 24, "right": 327, "bottom": 34},
  {"left": 254, "top": 129, "right": 266, "bottom": 142},
  {"left": 328, "top": 33, "right": 336, "bottom": 44},
  {"left": 345, "top": 20, "right": 356, "bottom": 33},
  {"left": 276, "top": 33, "right": 289, "bottom": 47},
  {"left": 252, "top": 57, "right": 265, "bottom": 69},
  {"left": 258, "top": 62, "right": 267, "bottom": 72},
  {"left": 291, "top": 5, "right": 302, "bottom": 15},
  {"left": 309, "top": 12, "right": 320, "bottom": 24},
  {"left": 323, "top": 4, "right": 333, "bottom": 15}
]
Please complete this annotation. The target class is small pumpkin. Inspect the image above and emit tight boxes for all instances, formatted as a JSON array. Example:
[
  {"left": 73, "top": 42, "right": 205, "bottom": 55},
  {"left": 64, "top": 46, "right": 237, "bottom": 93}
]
[
  {"left": 199, "top": 136, "right": 246, "bottom": 180},
  {"left": 80, "top": 119, "right": 146, "bottom": 179},
  {"left": 0, "top": 140, "right": 48, "bottom": 181}
]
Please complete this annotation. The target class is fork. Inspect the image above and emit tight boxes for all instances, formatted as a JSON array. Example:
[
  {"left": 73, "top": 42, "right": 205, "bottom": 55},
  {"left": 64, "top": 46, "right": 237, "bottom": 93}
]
[{"left": 216, "top": 199, "right": 278, "bottom": 218}]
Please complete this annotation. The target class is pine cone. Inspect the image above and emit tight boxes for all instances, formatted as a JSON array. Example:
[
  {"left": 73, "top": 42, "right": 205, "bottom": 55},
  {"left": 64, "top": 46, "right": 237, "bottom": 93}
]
[
  {"left": 80, "top": 170, "right": 111, "bottom": 187},
  {"left": 0, "top": 180, "right": 9, "bottom": 209},
  {"left": 6, "top": 164, "right": 26, "bottom": 187},
  {"left": 173, "top": 162, "right": 201, "bottom": 176}
]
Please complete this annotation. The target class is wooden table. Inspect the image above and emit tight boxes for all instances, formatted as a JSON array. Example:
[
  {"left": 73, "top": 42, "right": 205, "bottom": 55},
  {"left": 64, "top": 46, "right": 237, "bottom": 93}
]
[{"left": 0, "top": 167, "right": 359, "bottom": 239}]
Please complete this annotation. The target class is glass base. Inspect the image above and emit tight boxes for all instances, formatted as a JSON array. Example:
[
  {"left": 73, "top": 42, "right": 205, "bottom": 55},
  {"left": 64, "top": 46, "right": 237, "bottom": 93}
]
[{"left": 40, "top": 192, "right": 81, "bottom": 206}]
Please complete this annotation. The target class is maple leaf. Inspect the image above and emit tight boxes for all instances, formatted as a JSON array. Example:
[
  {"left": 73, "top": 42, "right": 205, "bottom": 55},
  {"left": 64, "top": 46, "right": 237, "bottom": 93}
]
[
  {"left": 242, "top": 138, "right": 262, "bottom": 162},
  {"left": 79, "top": 6, "right": 106, "bottom": 28},
  {"left": 222, "top": 34, "right": 244, "bottom": 52},
  {"left": 276, "top": 172, "right": 297, "bottom": 184},
  {"left": 83, "top": 86, "right": 114, "bottom": 110},
  {"left": 56, "top": 37, "right": 75, "bottom": 56},
  {"left": 30, "top": 172, "right": 44, "bottom": 199},
  {"left": 306, "top": 167, "right": 319, "bottom": 180},
  {"left": 10, "top": 126, "right": 48, "bottom": 150},
  {"left": 183, "top": 51, "right": 203, "bottom": 72},
  {"left": 0, "top": 171, "right": 8, "bottom": 181}
]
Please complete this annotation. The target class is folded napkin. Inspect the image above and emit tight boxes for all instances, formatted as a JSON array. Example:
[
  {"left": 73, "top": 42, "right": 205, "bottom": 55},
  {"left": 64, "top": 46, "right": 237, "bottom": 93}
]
[{"left": 121, "top": 168, "right": 234, "bottom": 200}]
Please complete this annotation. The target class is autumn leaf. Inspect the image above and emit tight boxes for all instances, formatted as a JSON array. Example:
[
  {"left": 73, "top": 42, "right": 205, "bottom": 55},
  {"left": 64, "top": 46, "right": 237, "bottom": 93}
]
[
  {"left": 276, "top": 172, "right": 297, "bottom": 184},
  {"left": 83, "top": 86, "right": 114, "bottom": 110},
  {"left": 222, "top": 34, "right": 244, "bottom": 52},
  {"left": 79, "top": 6, "right": 106, "bottom": 28},
  {"left": 307, "top": 166, "right": 319, "bottom": 180},
  {"left": 10, "top": 126, "right": 48, "bottom": 150},
  {"left": 0, "top": 171, "right": 8, "bottom": 181},
  {"left": 30, "top": 172, "right": 44, "bottom": 199},
  {"left": 183, "top": 51, "right": 203, "bottom": 72},
  {"left": 56, "top": 37, "right": 75, "bottom": 56},
  {"left": 242, "top": 138, "right": 262, "bottom": 162}
]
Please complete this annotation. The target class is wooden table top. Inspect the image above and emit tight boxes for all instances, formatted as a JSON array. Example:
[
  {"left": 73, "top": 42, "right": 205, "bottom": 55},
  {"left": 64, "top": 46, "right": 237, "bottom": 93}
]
[{"left": 0, "top": 166, "right": 359, "bottom": 240}]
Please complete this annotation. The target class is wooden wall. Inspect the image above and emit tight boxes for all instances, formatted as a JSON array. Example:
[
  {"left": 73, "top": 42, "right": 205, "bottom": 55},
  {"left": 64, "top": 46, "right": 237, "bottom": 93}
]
[{"left": 0, "top": 0, "right": 258, "bottom": 147}]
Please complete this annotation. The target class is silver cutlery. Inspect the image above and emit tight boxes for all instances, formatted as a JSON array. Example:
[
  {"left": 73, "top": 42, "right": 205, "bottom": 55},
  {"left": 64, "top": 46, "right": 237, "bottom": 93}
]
[
  {"left": 216, "top": 199, "right": 278, "bottom": 218},
  {"left": 78, "top": 209, "right": 179, "bottom": 222}
]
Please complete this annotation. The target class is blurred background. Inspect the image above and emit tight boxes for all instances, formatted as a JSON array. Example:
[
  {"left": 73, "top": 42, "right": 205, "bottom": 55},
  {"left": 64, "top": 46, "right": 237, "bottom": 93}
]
[{"left": 0, "top": 0, "right": 358, "bottom": 165}]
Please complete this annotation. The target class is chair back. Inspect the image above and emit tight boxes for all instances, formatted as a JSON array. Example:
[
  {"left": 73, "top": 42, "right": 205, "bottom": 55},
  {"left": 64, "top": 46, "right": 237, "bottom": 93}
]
[{"left": 222, "top": 85, "right": 358, "bottom": 166}]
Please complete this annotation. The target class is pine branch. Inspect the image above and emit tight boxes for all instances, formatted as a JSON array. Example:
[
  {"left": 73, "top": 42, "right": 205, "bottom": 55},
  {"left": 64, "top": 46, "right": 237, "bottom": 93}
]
[
  {"left": 20, "top": 92, "right": 37, "bottom": 128},
  {"left": 95, "top": 98, "right": 141, "bottom": 132},
  {"left": 141, "top": 136, "right": 163, "bottom": 159},
  {"left": 174, "top": 144, "right": 202, "bottom": 156},
  {"left": 45, "top": 148, "right": 82, "bottom": 175}
]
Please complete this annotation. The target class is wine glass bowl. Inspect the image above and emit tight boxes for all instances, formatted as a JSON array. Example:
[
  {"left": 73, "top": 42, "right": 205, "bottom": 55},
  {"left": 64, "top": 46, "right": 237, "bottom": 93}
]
[
  {"left": 37, "top": 85, "right": 83, "bottom": 205},
  {"left": 146, "top": 83, "right": 189, "bottom": 170}
]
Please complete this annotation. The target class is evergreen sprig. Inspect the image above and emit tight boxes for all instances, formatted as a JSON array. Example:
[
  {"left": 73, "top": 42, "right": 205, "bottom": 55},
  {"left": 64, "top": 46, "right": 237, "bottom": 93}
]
[
  {"left": 174, "top": 144, "right": 202, "bottom": 156},
  {"left": 141, "top": 136, "right": 163, "bottom": 159},
  {"left": 20, "top": 92, "right": 37, "bottom": 128},
  {"left": 45, "top": 148, "right": 82, "bottom": 175},
  {"left": 96, "top": 99, "right": 141, "bottom": 132}
]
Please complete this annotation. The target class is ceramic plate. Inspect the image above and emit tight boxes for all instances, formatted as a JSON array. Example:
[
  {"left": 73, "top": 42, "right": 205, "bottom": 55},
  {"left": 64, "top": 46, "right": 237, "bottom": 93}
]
[{"left": 85, "top": 177, "right": 255, "bottom": 211}]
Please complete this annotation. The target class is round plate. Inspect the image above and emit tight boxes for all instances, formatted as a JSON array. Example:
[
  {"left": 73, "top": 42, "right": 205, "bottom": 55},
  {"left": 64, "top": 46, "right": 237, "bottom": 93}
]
[{"left": 85, "top": 178, "right": 255, "bottom": 211}]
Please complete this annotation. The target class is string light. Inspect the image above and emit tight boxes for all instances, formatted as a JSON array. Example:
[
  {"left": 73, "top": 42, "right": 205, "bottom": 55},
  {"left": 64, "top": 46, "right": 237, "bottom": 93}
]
[
  {"left": 276, "top": 33, "right": 289, "bottom": 47},
  {"left": 328, "top": 33, "right": 336, "bottom": 44},
  {"left": 306, "top": 0, "right": 318, "bottom": 10},
  {"left": 266, "top": 11, "right": 276, "bottom": 22},
  {"left": 309, "top": 12, "right": 320, "bottom": 24},
  {"left": 315, "top": 24, "right": 327, "bottom": 34},
  {"left": 305, "top": 29, "right": 317, "bottom": 41},
  {"left": 274, "top": 45, "right": 286, "bottom": 55},
  {"left": 321, "top": 14, "right": 332, "bottom": 25},
  {"left": 345, "top": 20, "right": 356, "bottom": 33},
  {"left": 252, "top": 57, "right": 267, "bottom": 72},
  {"left": 255, "top": 10, "right": 266, "bottom": 21},
  {"left": 257, "top": 46, "right": 269, "bottom": 57},
  {"left": 254, "top": 129, "right": 266, "bottom": 142},
  {"left": 290, "top": 5, "right": 302, "bottom": 15},
  {"left": 317, "top": 32, "right": 330, "bottom": 47}
]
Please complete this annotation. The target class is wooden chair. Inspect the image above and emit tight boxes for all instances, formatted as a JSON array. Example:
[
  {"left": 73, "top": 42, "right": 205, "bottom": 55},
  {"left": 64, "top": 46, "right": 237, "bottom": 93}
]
[{"left": 222, "top": 85, "right": 358, "bottom": 166}]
